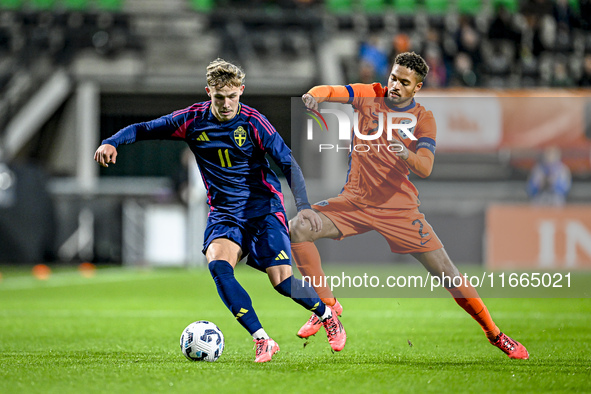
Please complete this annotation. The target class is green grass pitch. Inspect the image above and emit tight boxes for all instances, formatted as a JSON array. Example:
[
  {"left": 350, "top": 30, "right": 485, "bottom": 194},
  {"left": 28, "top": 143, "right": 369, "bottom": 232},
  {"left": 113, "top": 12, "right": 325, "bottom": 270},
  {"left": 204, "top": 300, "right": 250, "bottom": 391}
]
[{"left": 1, "top": 265, "right": 590, "bottom": 393}]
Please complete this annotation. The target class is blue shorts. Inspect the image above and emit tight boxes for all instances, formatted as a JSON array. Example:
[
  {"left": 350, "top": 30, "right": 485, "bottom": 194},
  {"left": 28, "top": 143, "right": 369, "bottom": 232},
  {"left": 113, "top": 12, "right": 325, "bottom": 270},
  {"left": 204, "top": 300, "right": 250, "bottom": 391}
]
[{"left": 202, "top": 211, "right": 291, "bottom": 272}]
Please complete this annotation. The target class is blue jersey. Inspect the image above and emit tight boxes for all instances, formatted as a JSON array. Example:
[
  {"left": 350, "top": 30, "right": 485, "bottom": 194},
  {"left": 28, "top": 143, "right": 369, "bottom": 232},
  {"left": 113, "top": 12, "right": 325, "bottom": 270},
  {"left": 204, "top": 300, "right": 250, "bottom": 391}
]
[{"left": 102, "top": 101, "right": 311, "bottom": 219}]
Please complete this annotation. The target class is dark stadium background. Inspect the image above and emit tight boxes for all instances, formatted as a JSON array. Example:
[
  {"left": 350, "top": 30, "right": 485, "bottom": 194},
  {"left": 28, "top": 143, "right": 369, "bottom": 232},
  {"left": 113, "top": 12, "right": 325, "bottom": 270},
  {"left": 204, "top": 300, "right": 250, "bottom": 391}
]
[{"left": 0, "top": 0, "right": 590, "bottom": 268}]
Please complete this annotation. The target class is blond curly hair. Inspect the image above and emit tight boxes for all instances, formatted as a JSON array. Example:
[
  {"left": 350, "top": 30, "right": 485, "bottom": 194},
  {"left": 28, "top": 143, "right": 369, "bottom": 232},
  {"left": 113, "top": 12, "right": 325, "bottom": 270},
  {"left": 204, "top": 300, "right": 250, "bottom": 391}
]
[{"left": 206, "top": 58, "right": 245, "bottom": 89}]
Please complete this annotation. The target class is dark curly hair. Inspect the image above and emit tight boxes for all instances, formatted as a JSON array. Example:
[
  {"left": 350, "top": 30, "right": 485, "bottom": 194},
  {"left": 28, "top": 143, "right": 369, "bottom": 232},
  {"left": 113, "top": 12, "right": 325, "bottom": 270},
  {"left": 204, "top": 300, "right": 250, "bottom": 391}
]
[{"left": 394, "top": 52, "right": 429, "bottom": 82}]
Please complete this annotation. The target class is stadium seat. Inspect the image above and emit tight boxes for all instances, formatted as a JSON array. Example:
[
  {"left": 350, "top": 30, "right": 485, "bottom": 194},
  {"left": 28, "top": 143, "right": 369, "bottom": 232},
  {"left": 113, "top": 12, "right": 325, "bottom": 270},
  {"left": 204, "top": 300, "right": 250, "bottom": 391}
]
[
  {"left": 189, "top": 0, "right": 214, "bottom": 12},
  {"left": 425, "top": 0, "right": 449, "bottom": 15},
  {"left": 95, "top": 0, "right": 123, "bottom": 11},
  {"left": 568, "top": 0, "right": 580, "bottom": 13},
  {"left": 30, "top": 0, "right": 56, "bottom": 9},
  {"left": 491, "top": 0, "right": 518, "bottom": 13},
  {"left": 456, "top": 0, "right": 481, "bottom": 15},
  {"left": 0, "top": 0, "right": 23, "bottom": 9},
  {"left": 326, "top": 0, "right": 353, "bottom": 14},
  {"left": 62, "top": 0, "right": 88, "bottom": 10},
  {"left": 392, "top": 0, "right": 418, "bottom": 15},
  {"left": 360, "top": 0, "right": 385, "bottom": 14}
]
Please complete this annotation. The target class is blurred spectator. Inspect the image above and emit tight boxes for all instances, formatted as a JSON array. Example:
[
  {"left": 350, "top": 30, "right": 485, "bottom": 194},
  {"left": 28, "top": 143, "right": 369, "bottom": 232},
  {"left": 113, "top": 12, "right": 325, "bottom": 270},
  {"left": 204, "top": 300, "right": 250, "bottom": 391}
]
[
  {"left": 449, "top": 52, "right": 478, "bottom": 86},
  {"left": 521, "top": 0, "right": 555, "bottom": 57},
  {"left": 423, "top": 47, "right": 447, "bottom": 87},
  {"left": 388, "top": 33, "right": 411, "bottom": 65},
  {"left": 359, "top": 36, "right": 389, "bottom": 82},
  {"left": 554, "top": 23, "right": 572, "bottom": 52},
  {"left": 529, "top": 15, "right": 547, "bottom": 57},
  {"left": 552, "top": 0, "right": 575, "bottom": 52},
  {"left": 527, "top": 146, "right": 572, "bottom": 206},
  {"left": 579, "top": 54, "right": 591, "bottom": 86},
  {"left": 486, "top": 40, "right": 513, "bottom": 79},
  {"left": 488, "top": 6, "right": 522, "bottom": 60},
  {"left": 553, "top": 0, "right": 577, "bottom": 31},
  {"left": 358, "top": 60, "right": 377, "bottom": 84},
  {"left": 521, "top": 0, "right": 554, "bottom": 18},
  {"left": 550, "top": 59, "right": 574, "bottom": 86},
  {"left": 580, "top": 0, "right": 591, "bottom": 30},
  {"left": 423, "top": 27, "right": 442, "bottom": 53},
  {"left": 457, "top": 16, "right": 482, "bottom": 66},
  {"left": 489, "top": 6, "right": 521, "bottom": 42}
]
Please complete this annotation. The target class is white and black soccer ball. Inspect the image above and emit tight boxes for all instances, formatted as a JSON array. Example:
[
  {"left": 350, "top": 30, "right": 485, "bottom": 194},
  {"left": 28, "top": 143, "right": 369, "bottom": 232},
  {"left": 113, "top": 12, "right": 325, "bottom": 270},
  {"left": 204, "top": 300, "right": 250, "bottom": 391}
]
[{"left": 180, "top": 321, "right": 225, "bottom": 362}]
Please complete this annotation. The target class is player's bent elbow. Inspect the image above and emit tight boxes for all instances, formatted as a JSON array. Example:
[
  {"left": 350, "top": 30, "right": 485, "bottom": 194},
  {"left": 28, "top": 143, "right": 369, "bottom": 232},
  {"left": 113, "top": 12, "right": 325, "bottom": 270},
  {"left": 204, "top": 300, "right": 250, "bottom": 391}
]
[
  {"left": 413, "top": 167, "right": 432, "bottom": 178},
  {"left": 418, "top": 168, "right": 432, "bottom": 178}
]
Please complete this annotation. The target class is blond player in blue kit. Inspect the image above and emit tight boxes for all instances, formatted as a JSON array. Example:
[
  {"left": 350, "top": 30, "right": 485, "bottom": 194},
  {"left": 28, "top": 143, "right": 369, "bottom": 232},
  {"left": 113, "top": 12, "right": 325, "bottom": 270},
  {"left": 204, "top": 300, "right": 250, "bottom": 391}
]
[{"left": 95, "top": 58, "right": 346, "bottom": 362}]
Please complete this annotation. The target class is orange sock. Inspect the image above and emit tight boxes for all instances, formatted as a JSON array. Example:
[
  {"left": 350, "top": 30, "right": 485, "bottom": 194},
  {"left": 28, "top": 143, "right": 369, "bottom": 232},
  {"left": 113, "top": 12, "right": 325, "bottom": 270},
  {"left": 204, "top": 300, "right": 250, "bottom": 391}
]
[
  {"left": 446, "top": 283, "right": 500, "bottom": 341},
  {"left": 291, "top": 242, "right": 336, "bottom": 306}
]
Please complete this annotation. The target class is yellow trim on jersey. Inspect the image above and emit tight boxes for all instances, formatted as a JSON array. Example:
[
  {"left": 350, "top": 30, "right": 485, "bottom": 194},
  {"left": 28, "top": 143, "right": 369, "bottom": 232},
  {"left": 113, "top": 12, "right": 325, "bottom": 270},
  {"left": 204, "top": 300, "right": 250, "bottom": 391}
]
[
  {"left": 218, "top": 148, "right": 232, "bottom": 168},
  {"left": 274, "top": 250, "right": 289, "bottom": 261},
  {"left": 197, "top": 132, "right": 210, "bottom": 142}
]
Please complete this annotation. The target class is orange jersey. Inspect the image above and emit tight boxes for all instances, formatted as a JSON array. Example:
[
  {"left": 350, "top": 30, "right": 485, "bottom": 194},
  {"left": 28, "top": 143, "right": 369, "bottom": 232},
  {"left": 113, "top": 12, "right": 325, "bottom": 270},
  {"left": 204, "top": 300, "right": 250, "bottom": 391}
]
[{"left": 309, "top": 83, "right": 437, "bottom": 209}]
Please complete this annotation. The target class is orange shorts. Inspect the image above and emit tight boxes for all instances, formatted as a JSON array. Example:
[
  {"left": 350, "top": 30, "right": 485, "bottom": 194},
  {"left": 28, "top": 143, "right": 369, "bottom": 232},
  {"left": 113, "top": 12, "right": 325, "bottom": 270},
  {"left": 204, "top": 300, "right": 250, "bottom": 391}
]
[{"left": 313, "top": 195, "right": 443, "bottom": 254}]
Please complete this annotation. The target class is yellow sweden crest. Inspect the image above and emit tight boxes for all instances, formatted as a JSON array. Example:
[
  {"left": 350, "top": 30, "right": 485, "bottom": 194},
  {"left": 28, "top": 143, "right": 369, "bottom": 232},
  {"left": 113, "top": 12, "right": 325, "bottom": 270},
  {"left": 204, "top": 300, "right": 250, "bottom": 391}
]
[{"left": 233, "top": 126, "right": 247, "bottom": 147}]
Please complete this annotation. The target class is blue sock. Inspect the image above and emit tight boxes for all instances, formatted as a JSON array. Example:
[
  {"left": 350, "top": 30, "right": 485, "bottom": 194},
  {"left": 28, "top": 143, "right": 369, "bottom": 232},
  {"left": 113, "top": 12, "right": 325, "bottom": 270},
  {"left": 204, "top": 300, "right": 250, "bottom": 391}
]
[
  {"left": 208, "top": 260, "right": 262, "bottom": 335},
  {"left": 274, "top": 276, "right": 327, "bottom": 317}
]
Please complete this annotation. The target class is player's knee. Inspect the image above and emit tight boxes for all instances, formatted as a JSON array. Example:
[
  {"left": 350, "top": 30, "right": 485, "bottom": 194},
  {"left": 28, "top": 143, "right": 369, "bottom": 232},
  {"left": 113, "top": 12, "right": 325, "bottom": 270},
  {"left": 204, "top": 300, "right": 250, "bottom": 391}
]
[
  {"left": 267, "top": 265, "right": 292, "bottom": 287},
  {"left": 288, "top": 217, "right": 314, "bottom": 243},
  {"left": 208, "top": 260, "right": 233, "bottom": 278}
]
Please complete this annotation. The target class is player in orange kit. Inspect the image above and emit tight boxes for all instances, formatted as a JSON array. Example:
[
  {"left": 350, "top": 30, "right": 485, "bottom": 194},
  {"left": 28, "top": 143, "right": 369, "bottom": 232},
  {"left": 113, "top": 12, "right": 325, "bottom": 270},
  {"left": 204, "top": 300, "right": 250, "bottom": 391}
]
[{"left": 289, "top": 52, "right": 529, "bottom": 359}]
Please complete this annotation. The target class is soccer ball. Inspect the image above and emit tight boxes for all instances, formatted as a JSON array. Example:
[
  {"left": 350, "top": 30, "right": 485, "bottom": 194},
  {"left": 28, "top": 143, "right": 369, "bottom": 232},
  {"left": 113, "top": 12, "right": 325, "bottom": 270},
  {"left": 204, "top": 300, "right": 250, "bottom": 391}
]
[{"left": 180, "top": 321, "right": 225, "bottom": 362}]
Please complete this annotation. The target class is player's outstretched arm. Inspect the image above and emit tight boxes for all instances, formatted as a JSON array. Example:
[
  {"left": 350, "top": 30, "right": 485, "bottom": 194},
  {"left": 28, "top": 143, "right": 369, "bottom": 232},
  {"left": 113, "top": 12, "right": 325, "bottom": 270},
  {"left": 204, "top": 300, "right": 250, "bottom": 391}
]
[
  {"left": 94, "top": 144, "right": 118, "bottom": 168},
  {"left": 303, "top": 84, "right": 379, "bottom": 110},
  {"left": 303, "top": 85, "right": 356, "bottom": 108}
]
